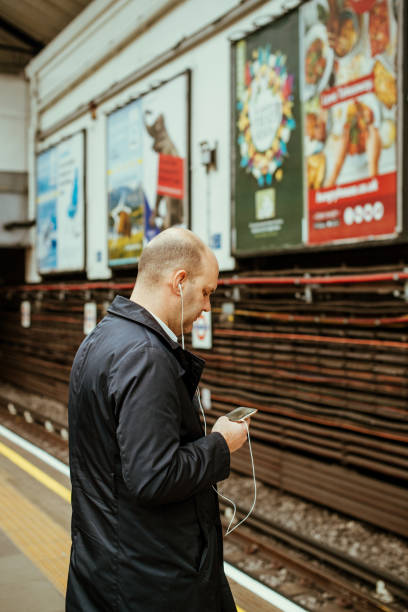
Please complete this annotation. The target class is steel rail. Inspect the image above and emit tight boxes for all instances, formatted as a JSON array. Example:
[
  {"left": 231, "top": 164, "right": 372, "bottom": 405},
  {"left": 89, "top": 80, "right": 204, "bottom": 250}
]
[
  {"left": 222, "top": 503, "right": 408, "bottom": 606},
  {"left": 223, "top": 517, "right": 400, "bottom": 612}
]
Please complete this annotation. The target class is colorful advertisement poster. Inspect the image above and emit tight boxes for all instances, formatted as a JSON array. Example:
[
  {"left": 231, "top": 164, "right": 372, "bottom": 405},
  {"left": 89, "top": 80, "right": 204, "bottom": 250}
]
[
  {"left": 36, "top": 131, "right": 85, "bottom": 274},
  {"left": 301, "top": 0, "right": 399, "bottom": 245},
  {"left": 232, "top": 10, "right": 303, "bottom": 256},
  {"left": 107, "top": 72, "right": 189, "bottom": 267}
]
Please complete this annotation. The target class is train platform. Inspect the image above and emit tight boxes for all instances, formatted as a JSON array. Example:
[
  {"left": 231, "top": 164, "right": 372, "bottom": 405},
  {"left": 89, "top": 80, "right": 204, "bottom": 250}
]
[{"left": 0, "top": 424, "right": 305, "bottom": 612}]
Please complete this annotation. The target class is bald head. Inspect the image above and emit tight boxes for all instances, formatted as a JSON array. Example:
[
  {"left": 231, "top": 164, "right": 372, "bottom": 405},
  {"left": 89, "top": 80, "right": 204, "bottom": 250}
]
[
  {"left": 131, "top": 228, "right": 218, "bottom": 334},
  {"left": 136, "top": 228, "right": 209, "bottom": 287}
]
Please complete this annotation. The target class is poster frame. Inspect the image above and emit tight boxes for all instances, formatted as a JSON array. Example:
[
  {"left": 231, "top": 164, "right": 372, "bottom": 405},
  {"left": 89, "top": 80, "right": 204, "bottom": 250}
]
[
  {"left": 230, "top": 0, "right": 407, "bottom": 259},
  {"left": 105, "top": 69, "right": 191, "bottom": 270},
  {"left": 35, "top": 129, "right": 87, "bottom": 276}
]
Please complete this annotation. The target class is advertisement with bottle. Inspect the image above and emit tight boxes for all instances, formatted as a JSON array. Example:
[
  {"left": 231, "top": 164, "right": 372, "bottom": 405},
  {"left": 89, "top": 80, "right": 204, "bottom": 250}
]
[{"left": 301, "top": 0, "right": 399, "bottom": 245}]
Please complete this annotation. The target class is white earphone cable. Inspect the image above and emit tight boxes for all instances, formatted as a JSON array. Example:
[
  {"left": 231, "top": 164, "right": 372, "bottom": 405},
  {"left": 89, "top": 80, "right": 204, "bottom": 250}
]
[
  {"left": 196, "top": 390, "right": 257, "bottom": 535},
  {"left": 179, "top": 283, "right": 185, "bottom": 350},
  {"left": 217, "top": 419, "right": 256, "bottom": 535}
]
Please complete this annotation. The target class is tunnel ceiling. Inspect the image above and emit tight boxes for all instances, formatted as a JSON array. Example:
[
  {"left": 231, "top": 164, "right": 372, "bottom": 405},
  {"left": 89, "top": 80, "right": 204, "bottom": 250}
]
[{"left": 0, "top": 0, "right": 94, "bottom": 75}]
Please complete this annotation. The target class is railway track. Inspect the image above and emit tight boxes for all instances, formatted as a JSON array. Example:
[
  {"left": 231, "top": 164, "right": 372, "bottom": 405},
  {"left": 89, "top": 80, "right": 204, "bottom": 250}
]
[
  {"left": 2, "top": 408, "right": 407, "bottom": 612},
  {"left": 222, "top": 503, "right": 408, "bottom": 612}
]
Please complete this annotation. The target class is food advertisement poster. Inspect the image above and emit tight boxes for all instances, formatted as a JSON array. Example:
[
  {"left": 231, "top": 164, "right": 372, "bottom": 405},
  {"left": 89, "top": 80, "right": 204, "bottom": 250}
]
[
  {"left": 301, "top": 0, "right": 399, "bottom": 245},
  {"left": 107, "top": 72, "right": 189, "bottom": 267},
  {"left": 232, "top": 10, "right": 303, "bottom": 256},
  {"left": 36, "top": 131, "right": 85, "bottom": 274}
]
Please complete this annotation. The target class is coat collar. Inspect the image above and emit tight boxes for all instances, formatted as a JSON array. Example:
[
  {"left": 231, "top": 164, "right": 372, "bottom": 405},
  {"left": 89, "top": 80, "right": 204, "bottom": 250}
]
[{"left": 107, "top": 295, "right": 205, "bottom": 397}]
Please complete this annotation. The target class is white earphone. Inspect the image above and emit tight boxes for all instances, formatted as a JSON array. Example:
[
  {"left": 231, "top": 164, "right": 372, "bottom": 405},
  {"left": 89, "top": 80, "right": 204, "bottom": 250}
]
[{"left": 178, "top": 282, "right": 184, "bottom": 349}]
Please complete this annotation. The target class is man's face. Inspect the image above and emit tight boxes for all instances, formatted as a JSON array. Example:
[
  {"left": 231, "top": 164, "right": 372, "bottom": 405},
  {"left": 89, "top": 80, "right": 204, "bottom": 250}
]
[{"left": 181, "top": 251, "right": 219, "bottom": 334}]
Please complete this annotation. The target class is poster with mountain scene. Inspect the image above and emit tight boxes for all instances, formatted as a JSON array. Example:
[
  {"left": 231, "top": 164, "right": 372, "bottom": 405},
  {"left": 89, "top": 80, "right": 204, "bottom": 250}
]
[{"left": 107, "top": 73, "right": 189, "bottom": 267}]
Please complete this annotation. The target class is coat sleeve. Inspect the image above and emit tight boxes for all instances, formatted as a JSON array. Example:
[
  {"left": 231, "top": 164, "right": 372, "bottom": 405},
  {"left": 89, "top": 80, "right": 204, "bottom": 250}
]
[{"left": 111, "top": 345, "right": 230, "bottom": 505}]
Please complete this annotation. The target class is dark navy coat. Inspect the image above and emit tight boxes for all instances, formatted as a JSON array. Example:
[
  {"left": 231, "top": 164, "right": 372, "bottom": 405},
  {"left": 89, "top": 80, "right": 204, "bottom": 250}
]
[{"left": 66, "top": 296, "right": 236, "bottom": 611}]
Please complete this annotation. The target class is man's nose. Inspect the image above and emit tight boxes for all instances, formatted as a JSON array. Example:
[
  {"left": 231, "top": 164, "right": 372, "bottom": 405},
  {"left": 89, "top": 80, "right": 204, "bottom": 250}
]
[{"left": 203, "top": 296, "right": 211, "bottom": 312}]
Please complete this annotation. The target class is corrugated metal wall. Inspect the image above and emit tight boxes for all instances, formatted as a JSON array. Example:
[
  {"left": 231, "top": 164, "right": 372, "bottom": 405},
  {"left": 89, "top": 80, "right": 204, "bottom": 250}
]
[{"left": 1, "top": 262, "right": 407, "bottom": 536}]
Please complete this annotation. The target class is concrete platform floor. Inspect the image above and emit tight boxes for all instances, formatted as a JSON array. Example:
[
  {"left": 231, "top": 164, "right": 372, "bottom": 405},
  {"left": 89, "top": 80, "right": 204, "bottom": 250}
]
[{"left": 0, "top": 529, "right": 64, "bottom": 612}]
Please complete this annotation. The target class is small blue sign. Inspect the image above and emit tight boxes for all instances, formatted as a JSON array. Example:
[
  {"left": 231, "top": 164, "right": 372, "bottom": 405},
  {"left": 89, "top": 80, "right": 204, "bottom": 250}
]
[{"left": 210, "top": 233, "right": 222, "bottom": 249}]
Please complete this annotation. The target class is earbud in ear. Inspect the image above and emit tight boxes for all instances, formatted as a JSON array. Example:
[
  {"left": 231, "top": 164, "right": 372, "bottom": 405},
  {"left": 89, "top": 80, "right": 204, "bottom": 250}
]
[{"left": 178, "top": 283, "right": 183, "bottom": 297}]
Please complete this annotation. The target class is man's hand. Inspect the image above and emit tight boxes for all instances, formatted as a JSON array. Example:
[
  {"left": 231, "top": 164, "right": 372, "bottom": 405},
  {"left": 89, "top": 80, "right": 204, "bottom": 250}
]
[{"left": 211, "top": 416, "right": 249, "bottom": 453}]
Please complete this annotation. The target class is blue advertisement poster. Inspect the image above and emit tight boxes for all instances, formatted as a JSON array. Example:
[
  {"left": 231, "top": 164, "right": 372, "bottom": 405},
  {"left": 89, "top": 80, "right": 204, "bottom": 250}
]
[
  {"left": 107, "top": 72, "right": 189, "bottom": 267},
  {"left": 36, "top": 131, "right": 85, "bottom": 273}
]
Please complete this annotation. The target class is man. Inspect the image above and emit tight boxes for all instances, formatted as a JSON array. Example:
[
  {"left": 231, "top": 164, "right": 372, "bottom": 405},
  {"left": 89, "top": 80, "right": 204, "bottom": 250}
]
[{"left": 66, "top": 228, "right": 250, "bottom": 611}]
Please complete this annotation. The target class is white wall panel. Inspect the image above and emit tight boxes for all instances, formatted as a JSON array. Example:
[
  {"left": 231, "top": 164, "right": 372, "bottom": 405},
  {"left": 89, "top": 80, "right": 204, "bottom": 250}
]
[
  {"left": 35, "top": 0, "right": 170, "bottom": 107},
  {"left": 86, "top": 115, "right": 112, "bottom": 279},
  {"left": 0, "top": 75, "right": 28, "bottom": 172}
]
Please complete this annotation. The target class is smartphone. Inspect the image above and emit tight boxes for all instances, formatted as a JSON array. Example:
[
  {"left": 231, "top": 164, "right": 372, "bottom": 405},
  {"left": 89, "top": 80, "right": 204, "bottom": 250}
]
[{"left": 225, "top": 407, "right": 258, "bottom": 422}]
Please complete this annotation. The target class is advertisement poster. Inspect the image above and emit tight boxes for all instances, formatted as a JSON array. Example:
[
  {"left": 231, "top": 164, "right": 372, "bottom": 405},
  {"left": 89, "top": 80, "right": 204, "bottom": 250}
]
[
  {"left": 192, "top": 311, "right": 212, "bottom": 349},
  {"left": 36, "top": 131, "right": 85, "bottom": 273},
  {"left": 301, "top": 0, "right": 399, "bottom": 245},
  {"left": 232, "top": 10, "right": 303, "bottom": 256},
  {"left": 107, "top": 72, "right": 189, "bottom": 267}
]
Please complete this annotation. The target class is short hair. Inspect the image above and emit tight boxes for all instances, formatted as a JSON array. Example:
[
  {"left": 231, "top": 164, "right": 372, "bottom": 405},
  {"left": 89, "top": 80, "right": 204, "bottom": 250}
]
[{"left": 137, "top": 228, "right": 207, "bottom": 286}]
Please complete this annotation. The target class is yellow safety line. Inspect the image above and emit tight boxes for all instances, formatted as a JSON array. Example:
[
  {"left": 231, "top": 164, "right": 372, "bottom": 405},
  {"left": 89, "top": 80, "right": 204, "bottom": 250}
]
[
  {"left": 0, "top": 469, "right": 71, "bottom": 595},
  {"left": 0, "top": 441, "right": 71, "bottom": 502}
]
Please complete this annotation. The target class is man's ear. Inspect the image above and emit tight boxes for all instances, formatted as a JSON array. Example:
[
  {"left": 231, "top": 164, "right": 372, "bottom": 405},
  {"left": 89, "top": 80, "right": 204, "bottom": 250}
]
[{"left": 172, "top": 269, "right": 187, "bottom": 295}]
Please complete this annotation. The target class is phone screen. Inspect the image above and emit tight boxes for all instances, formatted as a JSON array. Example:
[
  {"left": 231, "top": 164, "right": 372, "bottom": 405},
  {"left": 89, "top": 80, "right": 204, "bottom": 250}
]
[{"left": 225, "top": 407, "right": 258, "bottom": 421}]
